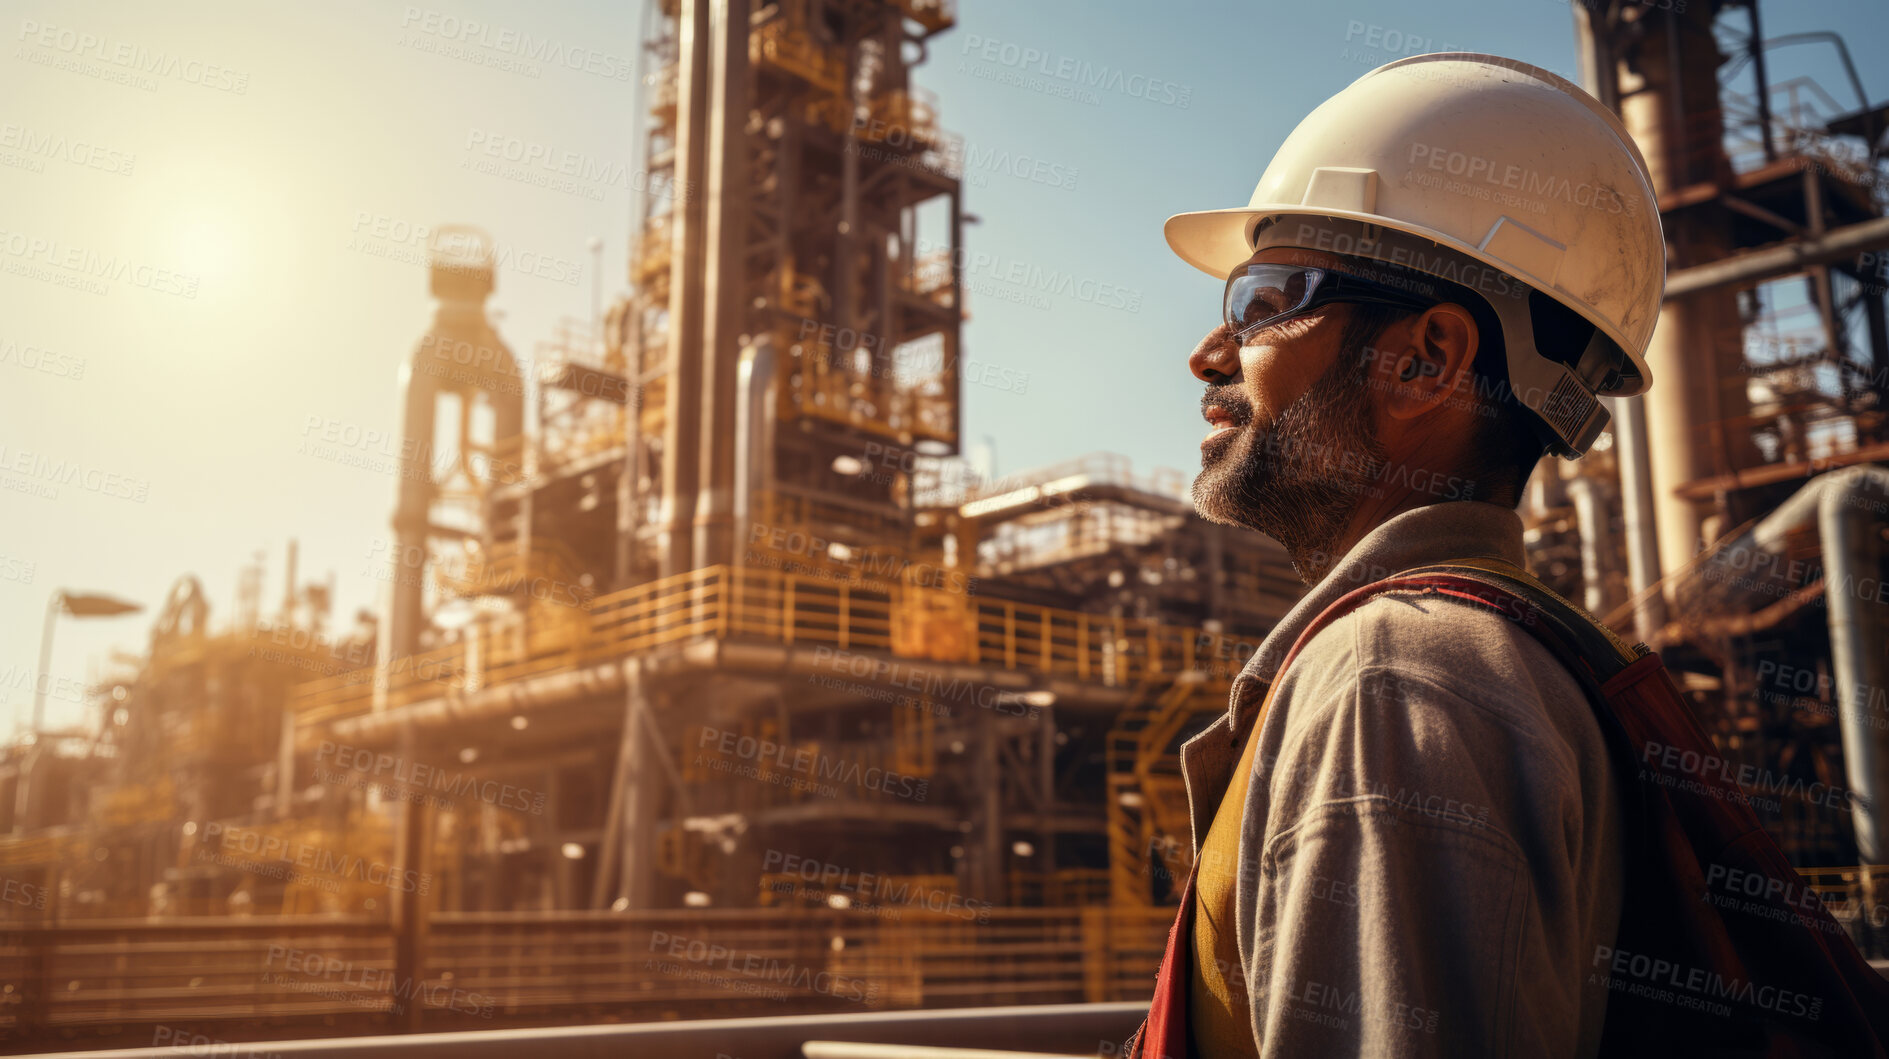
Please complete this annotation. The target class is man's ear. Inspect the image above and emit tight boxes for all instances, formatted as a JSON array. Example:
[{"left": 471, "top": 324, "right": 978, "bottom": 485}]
[{"left": 1380, "top": 303, "right": 1478, "bottom": 421}]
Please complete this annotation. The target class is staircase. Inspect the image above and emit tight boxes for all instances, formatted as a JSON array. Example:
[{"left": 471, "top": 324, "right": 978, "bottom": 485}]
[{"left": 1106, "top": 672, "right": 1218, "bottom": 906}]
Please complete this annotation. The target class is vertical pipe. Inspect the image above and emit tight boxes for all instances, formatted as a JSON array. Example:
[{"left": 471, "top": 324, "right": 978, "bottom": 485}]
[
  {"left": 30, "top": 593, "right": 57, "bottom": 736},
  {"left": 616, "top": 356, "right": 644, "bottom": 589},
  {"left": 1614, "top": 7, "right": 1758, "bottom": 596},
  {"left": 694, "top": 0, "right": 752, "bottom": 569},
  {"left": 1821, "top": 468, "right": 1889, "bottom": 861},
  {"left": 1748, "top": 1, "right": 1776, "bottom": 164},
  {"left": 1863, "top": 276, "right": 1889, "bottom": 415},
  {"left": 380, "top": 362, "right": 436, "bottom": 691},
  {"left": 946, "top": 185, "right": 964, "bottom": 448},
  {"left": 734, "top": 336, "right": 779, "bottom": 546},
  {"left": 274, "top": 707, "right": 294, "bottom": 822},
  {"left": 659, "top": 0, "right": 713, "bottom": 578},
  {"left": 281, "top": 540, "right": 298, "bottom": 623},
  {"left": 1565, "top": 474, "right": 1616, "bottom": 617},
  {"left": 834, "top": 42, "right": 860, "bottom": 339},
  {"left": 1606, "top": 393, "right": 1668, "bottom": 642},
  {"left": 1574, "top": 6, "right": 1666, "bottom": 642}
]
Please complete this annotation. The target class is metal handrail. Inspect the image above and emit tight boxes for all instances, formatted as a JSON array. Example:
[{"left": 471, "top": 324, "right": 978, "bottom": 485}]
[
  {"left": 33, "top": 1002, "right": 1144, "bottom": 1059},
  {"left": 288, "top": 566, "right": 1239, "bottom": 728}
]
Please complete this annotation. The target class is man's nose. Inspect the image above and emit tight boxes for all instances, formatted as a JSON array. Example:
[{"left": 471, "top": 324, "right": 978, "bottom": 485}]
[{"left": 1189, "top": 324, "right": 1240, "bottom": 383}]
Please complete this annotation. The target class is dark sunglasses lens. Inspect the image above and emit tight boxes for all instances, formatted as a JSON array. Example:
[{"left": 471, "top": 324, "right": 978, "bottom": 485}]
[{"left": 1225, "top": 266, "right": 1318, "bottom": 336}]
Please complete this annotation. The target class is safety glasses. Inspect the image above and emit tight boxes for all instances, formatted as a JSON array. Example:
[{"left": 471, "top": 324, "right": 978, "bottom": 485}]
[{"left": 1223, "top": 263, "right": 1436, "bottom": 344}]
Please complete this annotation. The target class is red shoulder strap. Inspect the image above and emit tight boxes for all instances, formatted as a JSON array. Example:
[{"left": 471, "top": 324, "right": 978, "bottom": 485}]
[{"left": 1286, "top": 564, "right": 1635, "bottom": 702}]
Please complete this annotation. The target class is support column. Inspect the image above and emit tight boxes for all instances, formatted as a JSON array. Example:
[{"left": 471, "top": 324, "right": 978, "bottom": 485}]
[
  {"left": 390, "top": 722, "right": 432, "bottom": 1032},
  {"left": 616, "top": 660, "right": 663, "bottom": 909},
  {"left": 973, "top": 708, "right": 1004, "bottom": 905}
]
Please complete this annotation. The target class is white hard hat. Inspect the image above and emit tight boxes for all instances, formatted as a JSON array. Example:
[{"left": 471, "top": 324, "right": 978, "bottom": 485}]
[{"left": 1166, "top": 53, "right": 1666, "bottom": 456}]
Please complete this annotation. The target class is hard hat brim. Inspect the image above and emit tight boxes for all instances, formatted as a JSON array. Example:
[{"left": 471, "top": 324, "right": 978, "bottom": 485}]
[{"left": 1164, "top": 204, "right": 1653, "bottom": 397}]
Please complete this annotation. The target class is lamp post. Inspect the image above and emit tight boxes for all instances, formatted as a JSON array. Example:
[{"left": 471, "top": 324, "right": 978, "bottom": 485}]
[
  {"left": 13, "top": 590, "right": 140, "bottom": 835},
  {"left": 30, "top": 589, "right": 142, "bottom": 736}
]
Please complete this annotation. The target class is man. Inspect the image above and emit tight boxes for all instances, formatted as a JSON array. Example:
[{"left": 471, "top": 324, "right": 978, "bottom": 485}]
[{"left": 1149, "top": 54, "right": 1666, "bottom": 1057}]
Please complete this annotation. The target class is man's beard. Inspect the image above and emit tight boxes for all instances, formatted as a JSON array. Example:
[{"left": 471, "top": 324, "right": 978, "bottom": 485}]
[{"left": 1191, "top": 348, "right": 1386, "bottom": 583}]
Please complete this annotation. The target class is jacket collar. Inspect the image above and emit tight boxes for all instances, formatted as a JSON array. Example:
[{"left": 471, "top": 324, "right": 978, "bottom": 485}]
[{"left": 1223, "top": 500, "right": 1530, "bottom": 741}]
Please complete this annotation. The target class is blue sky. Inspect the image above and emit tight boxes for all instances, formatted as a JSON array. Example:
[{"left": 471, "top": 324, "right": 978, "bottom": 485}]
[{"left": 2, "top": 0, "right": 1886, "bottom": 735}]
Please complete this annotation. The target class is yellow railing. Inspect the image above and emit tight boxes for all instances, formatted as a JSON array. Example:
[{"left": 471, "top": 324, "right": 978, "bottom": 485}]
[
  {"left": 291, "top": 565, "right": 1240, "bottom": 728},
  {"left": 750, "top": 15, "right": 845, "bottom": 96}
]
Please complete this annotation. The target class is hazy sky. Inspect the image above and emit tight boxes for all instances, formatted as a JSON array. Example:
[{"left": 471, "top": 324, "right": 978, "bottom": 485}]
[{"left": 4, "top": 0, "right": 1886, "bottom": 735}]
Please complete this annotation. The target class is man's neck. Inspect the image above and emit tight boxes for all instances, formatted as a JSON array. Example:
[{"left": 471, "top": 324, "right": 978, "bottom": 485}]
[{"left": 1289, "top": 465, "right": 1511, "bottom": 583}]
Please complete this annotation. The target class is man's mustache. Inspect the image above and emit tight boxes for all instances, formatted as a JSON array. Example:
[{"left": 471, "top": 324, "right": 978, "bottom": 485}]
[{"left": 1200, "top": 384, "right": 1254, "bottom": 427}]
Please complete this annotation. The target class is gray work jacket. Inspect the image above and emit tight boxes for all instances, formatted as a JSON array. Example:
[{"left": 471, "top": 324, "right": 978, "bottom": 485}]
[{"left": 1180, "top": 500, "right": 1626, "bottom": 1057}]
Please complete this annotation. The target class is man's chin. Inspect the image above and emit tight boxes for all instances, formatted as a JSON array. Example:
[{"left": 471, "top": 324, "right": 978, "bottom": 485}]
[{"left": 1190, "top": 461, "right": 1265, "bottom": 530}]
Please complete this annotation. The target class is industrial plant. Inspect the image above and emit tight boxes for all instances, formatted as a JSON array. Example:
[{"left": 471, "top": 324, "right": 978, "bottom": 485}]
[{"left": 1, "top": 0, "right": 1885, "bottom": 1053}]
